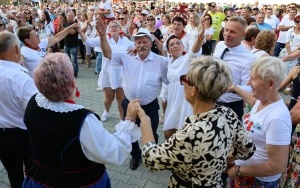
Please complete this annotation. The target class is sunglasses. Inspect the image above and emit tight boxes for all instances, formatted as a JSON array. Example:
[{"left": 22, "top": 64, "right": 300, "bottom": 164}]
[
  {"left": 147, "top": 18, "right": 154, "bottom": 21},
  {"left": 24, "top": 12, "right": 31, "bottom": 14},
  {"left": 141, "top": 14, "right": 147, "bottom": 16},
  {"left": 118, "top": 18, "right": 124, "bottom": 20},
  {"left": 54, "top": 11, "right": 57, "bottom": 13},
  {"left": 295, "top": 20, "right": 300, "bottom": 24},
  {"left": 180, "top": 74, "right": 192, "bottom": 86},
  {"left": 210, "top": 6, "right": 216, "bottom": 8},
  {"left": 136, "top": 10, "right": 141, "bottom": 12},
  {"left": 0, "top": 24, "right": 3, "bottom": 26},
  {"left": 290, "top": 7, "right": 296, "bottom": 9}
]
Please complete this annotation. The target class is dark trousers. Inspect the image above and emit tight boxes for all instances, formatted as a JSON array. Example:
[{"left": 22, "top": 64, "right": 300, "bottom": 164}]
[
  {"left": 0, "top": 128, "right": 32, "bottom": 188},
  {"left": 78, "top": 39, "right": 86, "bottom": 60},
  {"left": 273, "top": 42, "right": 285, "bottom": 57},
  {"left": 122, "top": 98, "right": 159, "bottom": 159}
]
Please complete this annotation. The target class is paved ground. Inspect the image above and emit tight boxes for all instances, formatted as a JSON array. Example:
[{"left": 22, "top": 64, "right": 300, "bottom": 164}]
[
  {"left": 0, "top": 60, "right": 169, "bottom": 188},
  {"left": 0, "top": 59, "right": 291, "bottom": 187}
]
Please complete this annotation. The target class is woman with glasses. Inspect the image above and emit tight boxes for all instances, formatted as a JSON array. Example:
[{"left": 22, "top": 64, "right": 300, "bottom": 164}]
[
  {"left": 17, "top": 23, "right": 79, "bottom": 77},
  {"left": 162, "top": 22, "right": 204, "bottom": 139},
  {"left": 24, "top": 9, "right": 33, "bottom": 26},
  {"left": 138, "top": 55, "right": 255, "bottom": 187},
  {"left": 202, "top": 14, "right": 214, "bottom": 55},
  {"left": 145, "top": 14, "right": 163, "bottom": 55}
]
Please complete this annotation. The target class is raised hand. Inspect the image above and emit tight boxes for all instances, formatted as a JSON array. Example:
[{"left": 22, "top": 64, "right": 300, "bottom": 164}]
[
  {"left": 198, "top": 17, "right": 205, "bottom": 39},
  {"left": 95, "top": 19, "right": 107, "bottom": 37}
]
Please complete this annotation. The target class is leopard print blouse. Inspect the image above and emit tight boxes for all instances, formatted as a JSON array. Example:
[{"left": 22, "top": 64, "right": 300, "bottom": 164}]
[{"left": 142, "top": 105, "right": 255, "bottom": 188}]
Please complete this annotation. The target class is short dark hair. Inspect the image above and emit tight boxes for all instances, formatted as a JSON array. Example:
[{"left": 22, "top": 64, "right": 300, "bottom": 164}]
[
  {"left": 244, "top": 26, "right": 260, "bottom": 42},
  {"left": 172, "top": 16, "right": 186, "bottom": 25}
]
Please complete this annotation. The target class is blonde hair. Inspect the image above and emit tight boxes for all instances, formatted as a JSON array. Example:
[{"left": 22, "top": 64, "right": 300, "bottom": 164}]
[
  {"left": 251, "top": 57, "right": 285, "bottom": 89},
  {"left": 187, "top": 56, "right": 232, "bottom": 102}
]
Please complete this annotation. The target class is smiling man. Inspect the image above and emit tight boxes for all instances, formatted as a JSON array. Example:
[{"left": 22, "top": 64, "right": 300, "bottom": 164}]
[
  {"left": 213, "top": 16, "right": 255, "bottom": 121},
  {"left": 98, "top": 22, "right": 169, "bottom": 170}
]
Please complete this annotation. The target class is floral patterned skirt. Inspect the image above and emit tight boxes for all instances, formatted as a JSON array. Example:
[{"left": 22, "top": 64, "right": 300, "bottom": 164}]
[
  {"left": 282, "top": 125, "right": 300, "bottom": 188},
  {"left": 229, "top": 176, "right": 280, "bottom": 188}
]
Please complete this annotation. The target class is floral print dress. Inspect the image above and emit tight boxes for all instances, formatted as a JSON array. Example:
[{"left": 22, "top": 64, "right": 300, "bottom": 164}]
[{"left": 142, "top": 105, "right": 255, "bottom": 188}]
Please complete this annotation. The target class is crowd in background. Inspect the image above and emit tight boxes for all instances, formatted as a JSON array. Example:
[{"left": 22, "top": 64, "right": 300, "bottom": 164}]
[{"left": 1, "top": 0, "right": 300, "bottom": 187}]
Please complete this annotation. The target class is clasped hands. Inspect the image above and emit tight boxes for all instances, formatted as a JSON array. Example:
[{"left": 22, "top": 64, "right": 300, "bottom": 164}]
[{"left": 126, "top": 99, "right": 147, "bottom": 123}]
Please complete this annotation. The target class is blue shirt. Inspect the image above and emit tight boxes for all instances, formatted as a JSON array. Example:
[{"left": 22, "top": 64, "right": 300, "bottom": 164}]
[{"left": 256, "top": 22, "right": 273, "bottom": 31}]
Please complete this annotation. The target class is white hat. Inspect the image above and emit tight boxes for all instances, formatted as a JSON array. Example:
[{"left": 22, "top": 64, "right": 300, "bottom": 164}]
[
  {"left": 131, "top": 28, "right": 154, "bottom": 42},
  {"left": 141, "top": 10, "right": 149, "bottom": 15},
  {"left": 188, "top": 5, "right": 193, "bottom": 9}
]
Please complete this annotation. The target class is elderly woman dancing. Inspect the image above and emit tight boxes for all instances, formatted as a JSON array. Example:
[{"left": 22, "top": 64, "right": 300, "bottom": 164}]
[
  {"left": 228, "top": 57, "right": 292, "bottom": 187},
  {"left": 134, "top": 56, "right": 255, "bottom": 187},
  {"left": 22, "top": 53, "right": 140, "bottom": 188}
]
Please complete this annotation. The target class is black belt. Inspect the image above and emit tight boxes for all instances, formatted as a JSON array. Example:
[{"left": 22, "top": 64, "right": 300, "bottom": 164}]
[
  {"left": 217, "top": 100, "right": 243, "bottom": 106},
  {"left": 172, "top": 172, "right": 217, "bottom": 188},
  {"left": 0, "top": 127, "right": 25, "bottom": 133}
]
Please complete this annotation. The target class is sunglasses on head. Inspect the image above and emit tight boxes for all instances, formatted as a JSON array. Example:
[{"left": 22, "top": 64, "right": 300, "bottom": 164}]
[{"left": 180, "top": 74, "right": 192, "bottom": 86}]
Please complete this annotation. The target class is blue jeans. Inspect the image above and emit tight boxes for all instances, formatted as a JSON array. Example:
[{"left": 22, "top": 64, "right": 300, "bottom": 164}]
[
  {"left": 95, "top": 52, "right": 102, "bottom": 74},
  {"left": 64, "top": 46, "right": 78, "bottom": 76},
  {"left": 273, "top": 42, "right": 285, "bottom": 57}
]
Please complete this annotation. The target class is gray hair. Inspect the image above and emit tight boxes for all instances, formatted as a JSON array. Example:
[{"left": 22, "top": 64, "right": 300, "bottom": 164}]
[
  {"left": 228, "top": 16, "right": 247, "bottom": 30},
  {"left": 187, "top": 56, "right": 232, "bottom": 102},
  {"left": 251, "top": 57, "right": 285, "bottom": 89},
  {"left": 0, "top": 31, "right": 19, "bottom": 53}
]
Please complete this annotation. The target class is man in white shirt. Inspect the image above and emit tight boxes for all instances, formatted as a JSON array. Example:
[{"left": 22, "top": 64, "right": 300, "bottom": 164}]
[
  {"left": 264, "top": 8, "right": 280, "bottom": 31},
  {"left": 97, "top": 22, "right": 169, "bottom": 171},
  {"left": 274, "top": 9, "right": 296, "bottom": 57},
  {"left": 0, "top": 31, "right": 38, "bottom": 188},
  {"left": 213, "top": 16, "right": 255, "bottom": 120},
  {"left": 213, "top": 16, "right": 255, "bottom": 186}
]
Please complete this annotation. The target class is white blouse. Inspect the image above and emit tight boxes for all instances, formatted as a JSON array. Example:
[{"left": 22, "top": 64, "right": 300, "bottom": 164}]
[{"left": 36, "top": 93, "right": 141, "bottom": 165}]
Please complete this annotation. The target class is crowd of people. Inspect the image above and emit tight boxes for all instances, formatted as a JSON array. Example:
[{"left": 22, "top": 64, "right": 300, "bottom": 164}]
[{"left": 0, "top": 0, "right": 300, "bottom": 187}]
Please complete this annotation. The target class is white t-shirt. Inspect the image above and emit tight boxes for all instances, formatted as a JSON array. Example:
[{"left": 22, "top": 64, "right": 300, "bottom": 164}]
[
  {"left": 264, "top": 16, "right": 278, "bottom": 29},
  {"left": 21, "top": 38, "right": 48, "bottom": 77},
  {"left": 285, "top": 27, "right": 300, "bottom": 51},
  {"left": 99, "top": 0, "right": 114, "bottom": 19},
  {"left": 204, "top": 27, "right": 214, "bottom": 37},
  {"left": 235, "top": 99, "right": 291, "bottom": 182},
  {"left": 277, "top": 19, "right": 295, "bottom": 44}
]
